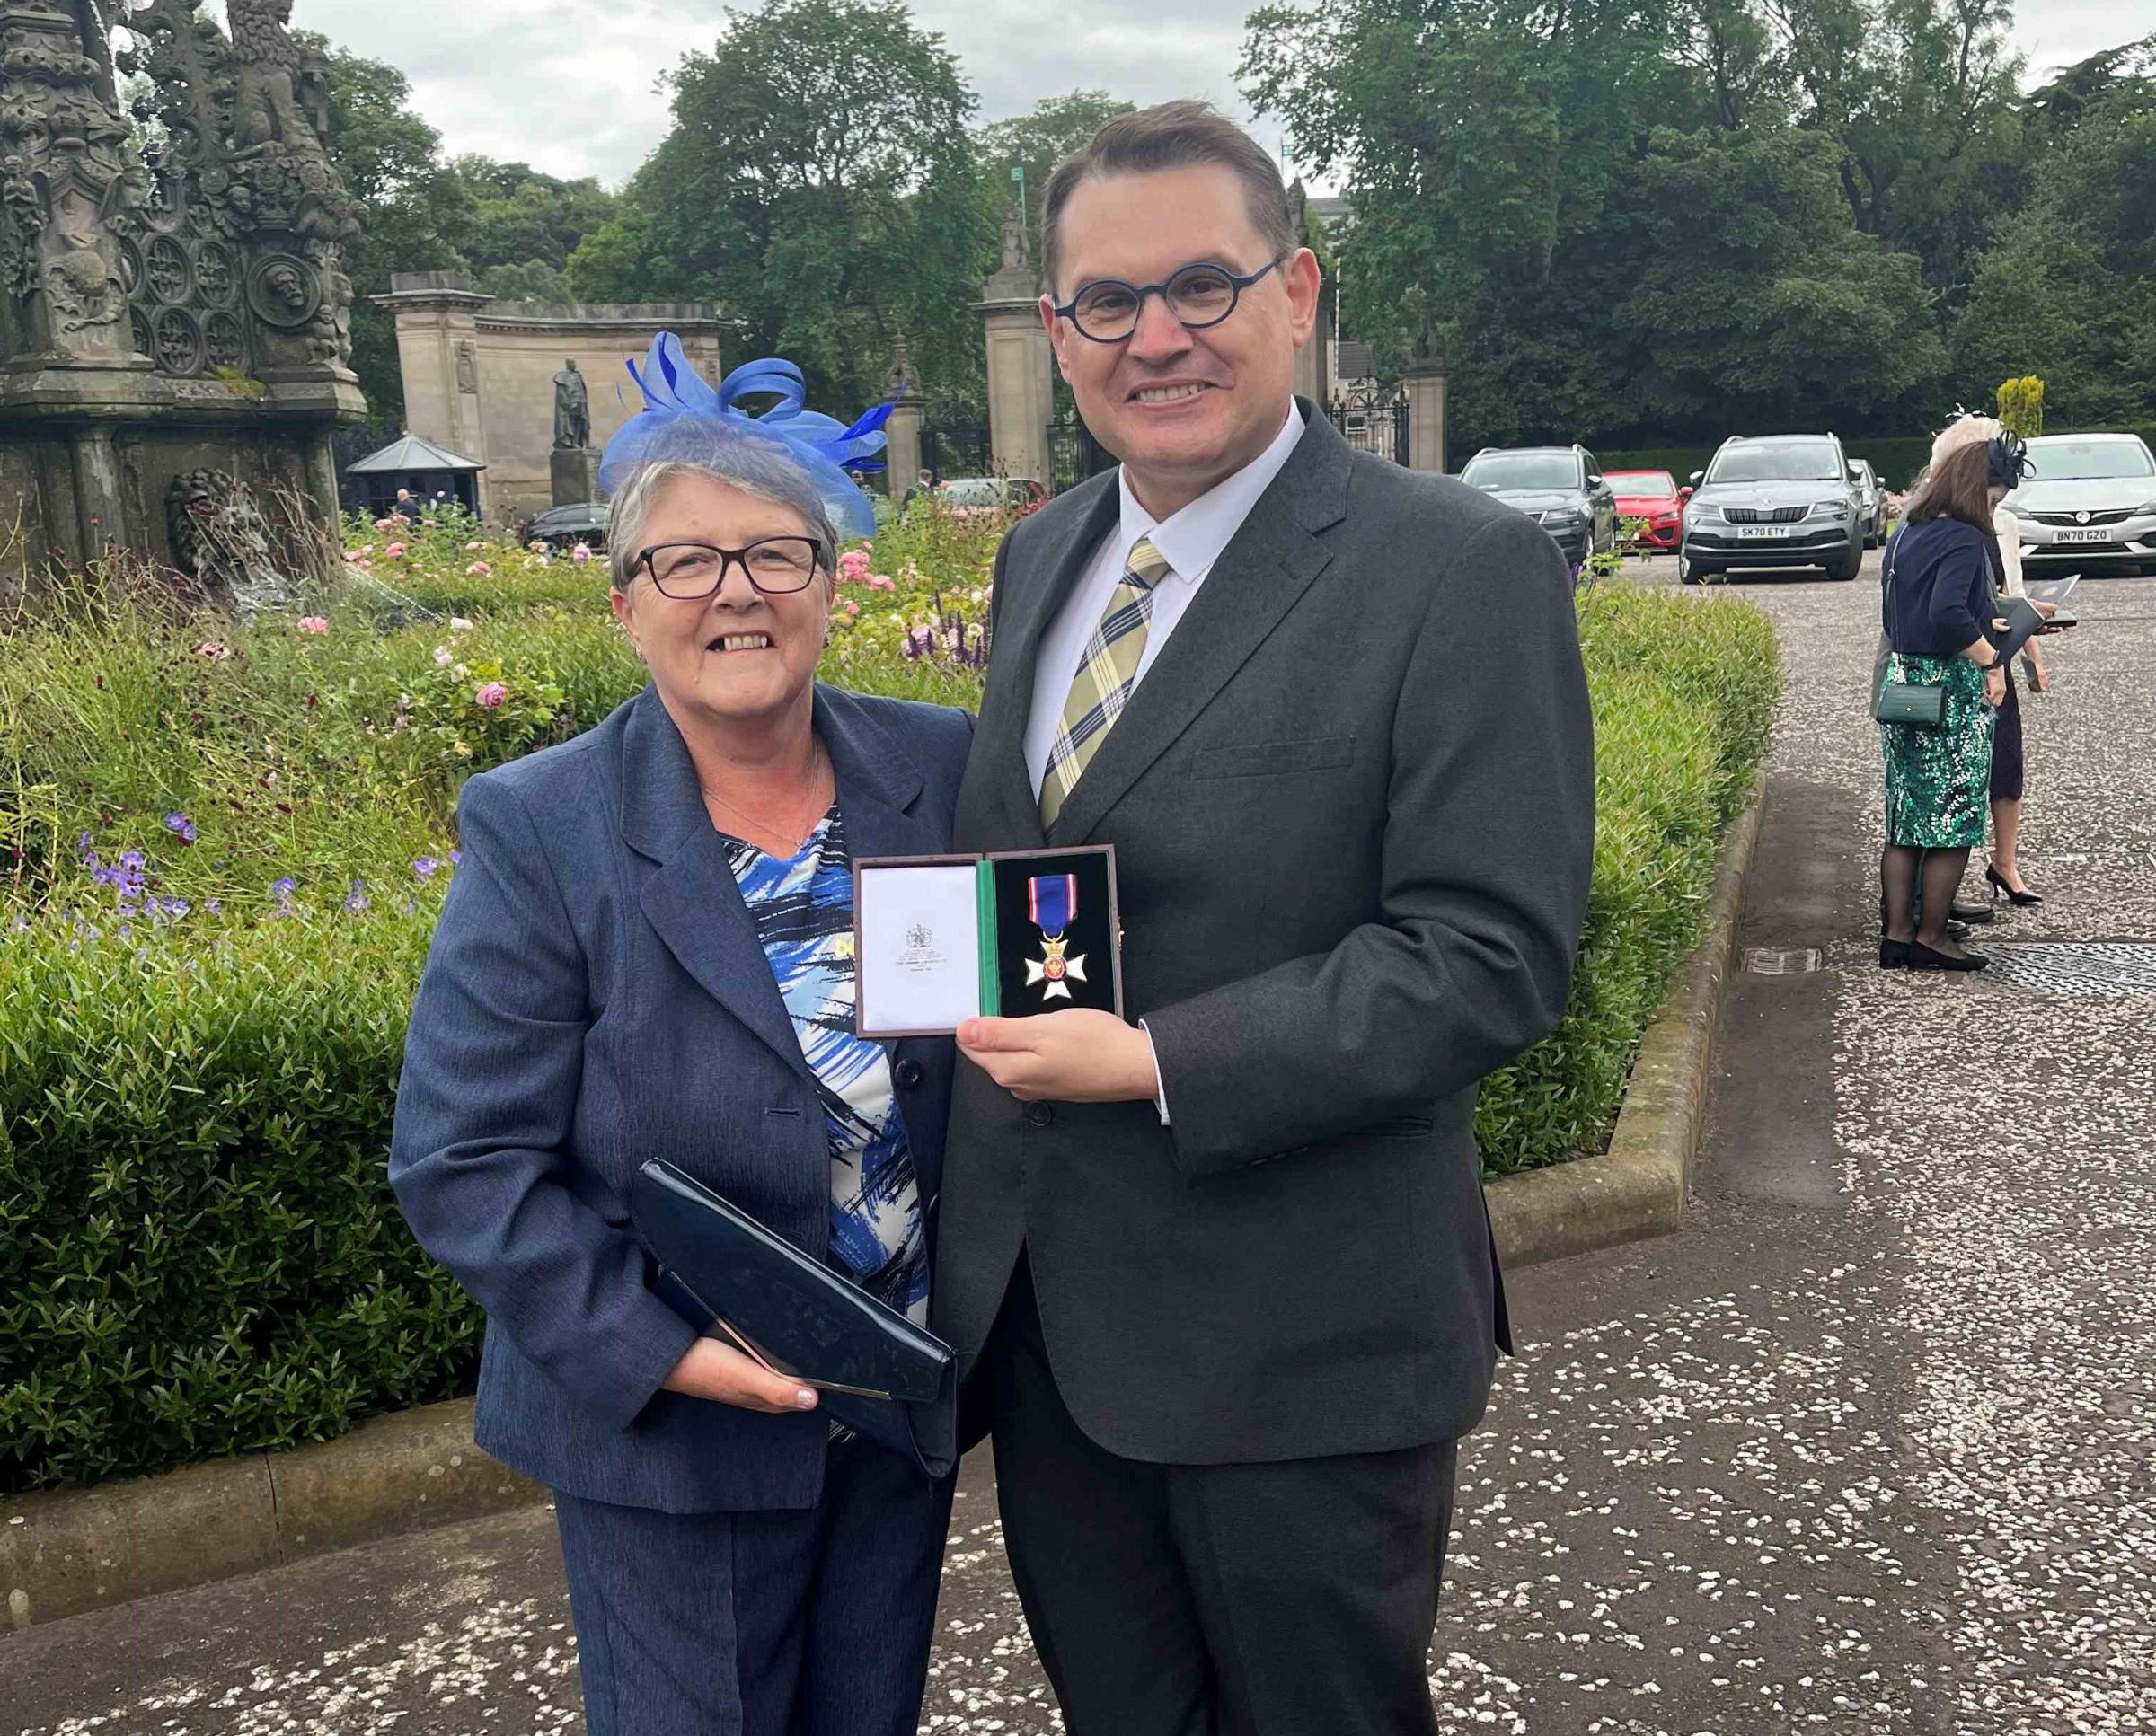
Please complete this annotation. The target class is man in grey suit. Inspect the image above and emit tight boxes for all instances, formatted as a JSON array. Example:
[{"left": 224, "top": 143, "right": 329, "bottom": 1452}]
[{"left": 937, "top": 102, "right": 1595, "bottom": 1733}]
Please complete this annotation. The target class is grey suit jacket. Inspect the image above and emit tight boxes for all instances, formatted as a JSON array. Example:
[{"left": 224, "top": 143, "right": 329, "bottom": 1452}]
[
  {"left": 390, "top": 683, "right": 972, "bottom": 1514},
  {"left": 936, "top": 405, "right": 1595, "bottom": 1465}
]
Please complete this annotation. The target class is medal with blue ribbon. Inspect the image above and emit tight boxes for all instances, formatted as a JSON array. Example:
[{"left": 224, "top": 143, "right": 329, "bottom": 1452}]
[{"left": 1024, "top": 872, "right": 1086, "bottom": 1001}]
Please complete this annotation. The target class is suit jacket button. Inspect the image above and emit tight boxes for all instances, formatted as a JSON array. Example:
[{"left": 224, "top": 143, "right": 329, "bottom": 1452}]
[
  {"left": 1028, "top": 1103, "right": 1054, "bottom": 1128},
  {"left": 895, "top": 1059, "right": 924, "bottom": 1088}
]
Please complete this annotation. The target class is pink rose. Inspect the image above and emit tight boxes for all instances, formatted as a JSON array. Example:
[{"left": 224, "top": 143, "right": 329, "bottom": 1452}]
[
  {"left": 474, "top": 681, "right": 508, "bottom": 709},
  {"left": 571, "top": 543, "right": 593, "bottom": 564},
  {"left": 866, "top": 574, "right": 896, "bottom": 592},
  {"left": 464, "top": 540, "right": 483, "bottom": 551},
  {"left": 465, "top": 560, "right": 492, "bottom": 576},
  {"left": 384, "top": 542, "right": 406, "bottom": 558},
  {"left": 374, "top": 517, "right": 396, "bottom": 532},
  {"left": 296, "top": 616, "right": 330, "bottom": 636}
]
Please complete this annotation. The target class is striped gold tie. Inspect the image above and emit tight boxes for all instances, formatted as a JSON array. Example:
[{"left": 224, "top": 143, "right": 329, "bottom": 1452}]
[{"left": 1038, "top": 535, "right": 1172, "bottom": 829}]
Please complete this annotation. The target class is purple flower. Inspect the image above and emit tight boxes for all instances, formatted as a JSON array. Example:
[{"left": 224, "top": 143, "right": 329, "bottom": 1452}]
[
  {"left": 270, "top": 877, "right": 297, "bottom": 915},
  {"left": 163, "top": 811, "right": 197, "bottom": 844},
  {"left": 448, "top": 849, "right": 464, "bottom": 867},
  {"left": 344, "top": 878, "right": 370, "bottom": 913},
  {"left": 412, "top": 856, "right": 442, "bottom": 878},
  {"left": 474, "top": 681, "right": 508, "bottom": 710}
]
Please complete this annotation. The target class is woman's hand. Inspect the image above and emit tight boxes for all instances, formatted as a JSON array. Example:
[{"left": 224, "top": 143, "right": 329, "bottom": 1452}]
[
  {"left": 2028, "top": 643, "right": 2051, "bottom": 694},
  {"left": 1984, "top": 664, "right": 2008, "bottom": 708},
  {"left": 662, "top": 1335, "right": 818, "bottom": 1414}
]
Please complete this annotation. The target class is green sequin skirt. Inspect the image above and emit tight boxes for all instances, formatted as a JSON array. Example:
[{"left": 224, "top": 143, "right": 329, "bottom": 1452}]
[{"left": 1881, "top": 653, "right": 1994, "bottom": 849}]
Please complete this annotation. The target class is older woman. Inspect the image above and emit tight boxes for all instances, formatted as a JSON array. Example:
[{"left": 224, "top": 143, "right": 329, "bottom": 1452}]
[{"left": 390, "top": 339, "right": 971, "bottom": 1734}]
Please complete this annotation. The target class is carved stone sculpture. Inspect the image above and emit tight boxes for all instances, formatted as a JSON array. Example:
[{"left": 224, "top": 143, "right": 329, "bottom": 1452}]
[
  {"left": 552, "top": 358, "right": 589, "bottom": 449},
  {"left": 111, "top": 0, "right": 363, "bottom": 376},
  {"left": 1000, "top": 207, "right": 1030, "bottom": 273},
  {"left": 882, "top": 334, "right": 922, "bottom": 401},
  {"left": 2, "top": 2, "right": 365, "bottom": 597},
  {"left": 165, "top": 469, "right": 296, "bottom": 617}
]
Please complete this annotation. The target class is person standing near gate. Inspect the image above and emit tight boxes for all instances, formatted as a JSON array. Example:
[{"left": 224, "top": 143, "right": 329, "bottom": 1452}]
[{"left": 933, "top": 101, "right": 1595, "bottom": 1733}]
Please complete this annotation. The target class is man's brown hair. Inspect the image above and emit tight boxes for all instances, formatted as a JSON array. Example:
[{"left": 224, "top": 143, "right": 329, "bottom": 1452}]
[
  {"left": 1903, "top": 439, "right": 1997, "bottom": 533},
  {"left": 1040, "top": 101, "right": 1298, "bottom": 296}
]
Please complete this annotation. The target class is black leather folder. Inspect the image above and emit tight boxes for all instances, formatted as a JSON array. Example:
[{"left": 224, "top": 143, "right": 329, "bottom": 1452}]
[{"left": 631, "top": 1159, "right": 957, "bottom": 1478}]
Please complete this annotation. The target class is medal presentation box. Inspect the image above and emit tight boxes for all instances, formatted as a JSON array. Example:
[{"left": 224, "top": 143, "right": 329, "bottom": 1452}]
[{"left": 853, "top": 847, "right": 1122, "bottom": 1039}]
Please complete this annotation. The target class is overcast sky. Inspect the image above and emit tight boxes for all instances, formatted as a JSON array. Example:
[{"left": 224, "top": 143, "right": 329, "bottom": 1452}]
[{"left": 282, "top": 0, "right": 2150, "bottom": 190}]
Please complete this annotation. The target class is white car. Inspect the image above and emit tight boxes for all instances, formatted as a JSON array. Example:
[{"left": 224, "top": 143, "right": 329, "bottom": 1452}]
[{"left": 2005, "top": 433, "right": 2156, "bottom": 577}]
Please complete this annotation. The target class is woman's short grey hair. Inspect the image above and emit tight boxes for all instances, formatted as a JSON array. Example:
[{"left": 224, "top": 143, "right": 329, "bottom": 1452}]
[{"left": 606, "top": 427, "right": 839, "bottom": 594}]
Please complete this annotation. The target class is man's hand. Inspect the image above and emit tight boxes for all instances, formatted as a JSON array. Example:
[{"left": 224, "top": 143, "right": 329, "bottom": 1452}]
[{"left": 958, "top": 1009, "right": 1159, "bottom": 1104}]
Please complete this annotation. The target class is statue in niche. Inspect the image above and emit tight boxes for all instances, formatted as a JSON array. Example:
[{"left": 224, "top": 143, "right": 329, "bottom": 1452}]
[
  {"left": 552, "top": 358, "right": 589, "bottom": 449},
  {"left": 455, "top": 339, "right": 478, "bottom": 394}
]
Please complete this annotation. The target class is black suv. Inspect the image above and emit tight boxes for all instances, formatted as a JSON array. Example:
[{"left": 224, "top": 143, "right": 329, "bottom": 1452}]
[
  {"left": 1679, "top": 434, "right": 1864, "bottom": 584},
  {"left": 1460, "top": 445, "right": 1617, "bottom": 569}
]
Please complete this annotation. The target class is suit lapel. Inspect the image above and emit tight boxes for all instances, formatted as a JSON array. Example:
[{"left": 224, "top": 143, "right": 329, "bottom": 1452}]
[
  {"left": 977, "top": 476, "right": 1121, "bottom": 849},
  {"left": 1047, "top": 406, "right": 1354, "bottom": 845}
]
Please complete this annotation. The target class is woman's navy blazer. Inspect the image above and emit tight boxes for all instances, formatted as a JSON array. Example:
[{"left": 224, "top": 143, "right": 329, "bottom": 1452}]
[{"left": 389, "top": 683, "right": 974, "bottom": 1514}]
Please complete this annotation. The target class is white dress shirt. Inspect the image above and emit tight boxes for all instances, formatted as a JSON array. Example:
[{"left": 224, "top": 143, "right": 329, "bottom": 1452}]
[
  {"left": 1020, "top": 401, "right": 1306, "bottom": 1122},
  {"left": 1022, "top": 403, "right": 1307, "bottom": 793}
]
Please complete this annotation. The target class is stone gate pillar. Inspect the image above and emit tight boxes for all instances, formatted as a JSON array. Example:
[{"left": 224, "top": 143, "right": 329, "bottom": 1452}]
[
  {"left": 976, "top": 208, "right": 1053, "bottom": 481},
  {"left": 374, "top": 271, "right": 492, "bottom": 510},
  {"left": 1403, "top": 355, "right": 1448, "bottom": 474},
  {"left": 881, "top": 337, "right": 926, "bottom": 496}
]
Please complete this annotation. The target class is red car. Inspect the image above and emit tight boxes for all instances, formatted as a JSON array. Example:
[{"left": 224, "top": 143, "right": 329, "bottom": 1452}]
[{"left": 1606, "top": 470, "right": 1689, "bottom": 551}]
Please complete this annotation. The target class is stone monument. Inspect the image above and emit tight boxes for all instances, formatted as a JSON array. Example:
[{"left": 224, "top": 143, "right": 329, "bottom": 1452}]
[
  {"left": 879, "top": 335, "right": 925, "bottom": 498},
  {"left": 548, "top": 357, "right": 597, "bottom": 506},
  {"left": 0, "top": 0, "right": 367, "bottom": 604},
  {"left": 975, "top": 205, "right": 1053, "bottom": 483},
  {"left": 374, "top": 272, "right": 732, "bottom": 518}
]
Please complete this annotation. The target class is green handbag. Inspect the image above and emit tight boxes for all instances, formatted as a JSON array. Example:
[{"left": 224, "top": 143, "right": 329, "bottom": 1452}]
[
  {"left": 1872, "top": 538, "right": 1948, "bottom": 727},
  {"left": 1873, "top": 678, "right": 1947, "bottom": 727}
]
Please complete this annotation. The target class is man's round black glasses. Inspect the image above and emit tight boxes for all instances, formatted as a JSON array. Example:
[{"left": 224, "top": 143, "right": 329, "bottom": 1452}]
[
  {"left": 1051, "top": 256, "right": 1286, "bottom": 344},
  {"left": 635, "top": 537, "right": 827, "bottom": 599}
]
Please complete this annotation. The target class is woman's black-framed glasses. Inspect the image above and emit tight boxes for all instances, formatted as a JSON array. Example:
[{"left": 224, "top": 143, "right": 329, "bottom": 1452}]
[
  {"left": 1052, "top": 256, "right": 1286, "bottom": 344},
  {"left": 635, "top": 537, "right": 827, "bottom": 599}
]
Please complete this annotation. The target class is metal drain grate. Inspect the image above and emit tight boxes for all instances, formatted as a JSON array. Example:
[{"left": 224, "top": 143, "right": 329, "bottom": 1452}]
[
  {"left": 1979, "top": 942, "right": 2156, "bottom": 998},
  {"left": 1747, "top": 947, "right": 1823, "bottom": 974}
]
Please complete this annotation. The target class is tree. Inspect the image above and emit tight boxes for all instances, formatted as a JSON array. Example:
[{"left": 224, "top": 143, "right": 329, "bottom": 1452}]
[
  {"left": 977, "top": 91, "right": 1135, "bottom": 242},
  {"left": 308, "top": 38, "right": 469, "bottom": 420},
  {"left": 1957, "top": 66, "right": 2156, "bottom": 425},
  {"left": 568, "top": 0, "right": 988, "bottom": 420}
]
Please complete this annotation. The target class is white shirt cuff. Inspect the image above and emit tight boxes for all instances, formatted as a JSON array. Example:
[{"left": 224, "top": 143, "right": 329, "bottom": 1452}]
[{"left": 1137, "top": 1018, "right": 1171, "bottom": 1125}]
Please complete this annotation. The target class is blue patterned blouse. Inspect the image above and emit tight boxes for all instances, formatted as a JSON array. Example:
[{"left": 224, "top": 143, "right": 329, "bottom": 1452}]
[{"left": 721, "top": 803, "right": 929, "bottom": 1324}]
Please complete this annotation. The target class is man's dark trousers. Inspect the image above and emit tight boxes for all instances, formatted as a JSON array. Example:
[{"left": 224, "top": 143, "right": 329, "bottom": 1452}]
[
  {"left": 936, "top": 408, "right": 1595, "bottom": 1734},
  {"left": 985, "top": 1261, "right": 1455, "bottom": 1735}
]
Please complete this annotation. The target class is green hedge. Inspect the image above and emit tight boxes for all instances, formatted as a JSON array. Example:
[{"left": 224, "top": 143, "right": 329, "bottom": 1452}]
[
  {"left": 1475, "top": 586, "right": 1779, "bottom": 1172},
  {"left": 0, "top": 583, "right": 1778, "bottom": 1493}
]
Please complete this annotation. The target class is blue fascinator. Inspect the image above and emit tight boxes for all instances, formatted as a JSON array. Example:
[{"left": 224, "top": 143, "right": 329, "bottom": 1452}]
[{"left": 599, "top": 333, "right": 894, "bottom": 541}]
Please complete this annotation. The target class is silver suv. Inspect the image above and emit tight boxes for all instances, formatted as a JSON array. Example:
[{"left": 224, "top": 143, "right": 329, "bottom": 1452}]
[
  {"left": 2003, "top": 433, "right": 2156, "bottom": 577},
  {"left": 1679, "top": 434, "right": 1864, "bottom": 584}
]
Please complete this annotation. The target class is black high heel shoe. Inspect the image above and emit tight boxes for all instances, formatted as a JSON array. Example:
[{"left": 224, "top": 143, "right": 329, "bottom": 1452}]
[
  {"left": 1879, "top": 939, "right": 1912, "bottom": 969},
  {"left": 1986, "top": 866, "right": 2043, "bottom": 907}
]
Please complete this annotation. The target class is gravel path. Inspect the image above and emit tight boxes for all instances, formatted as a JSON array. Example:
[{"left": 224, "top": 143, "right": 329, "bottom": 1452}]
[{"left": 5, "top": 555, "right": 2152, "bottom": 1734}]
